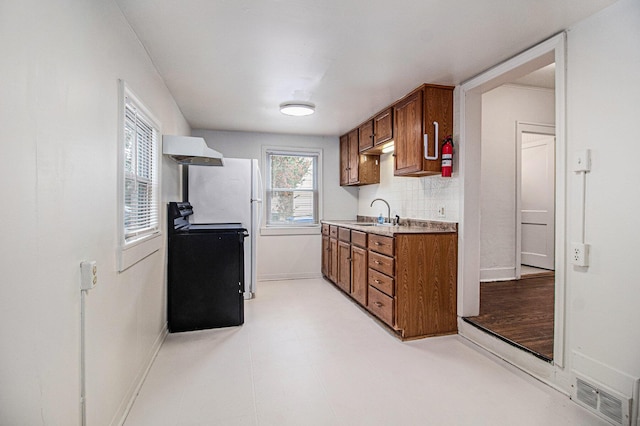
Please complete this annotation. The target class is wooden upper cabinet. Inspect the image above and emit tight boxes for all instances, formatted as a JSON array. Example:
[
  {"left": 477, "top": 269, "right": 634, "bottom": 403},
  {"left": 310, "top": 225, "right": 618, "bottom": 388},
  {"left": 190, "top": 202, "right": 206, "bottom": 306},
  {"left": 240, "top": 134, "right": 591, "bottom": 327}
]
[
  {"left": 348, "top": 129, "right": 359, "bottom": 184},
  {"left": 358, "top": 120, "right": 374, "bottom": 152},
  {"left": 339, "top": 134, "right": 349, "bottom": 186},
  {"left": 394, "top": 84, "right": 454, "bottom": 177},
  {"left": 394, "top": 89, "right": 424, "bottom": 175},
  {"left": 357, "top": 108, "right": 393, "bottom": 155},
  {"left": 373, "top": 108, "right": 393, "bottom": 146},
  {"left": 339, "top": 128, "right": 380, "bottom": 186}
]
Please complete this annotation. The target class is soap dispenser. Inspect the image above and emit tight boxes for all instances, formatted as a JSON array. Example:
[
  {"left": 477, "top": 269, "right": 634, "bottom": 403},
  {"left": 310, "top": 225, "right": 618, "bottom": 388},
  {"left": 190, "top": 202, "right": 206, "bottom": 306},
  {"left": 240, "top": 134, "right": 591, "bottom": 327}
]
[{"left": 377, "top": 213, "right": 384, "bottom": 224}]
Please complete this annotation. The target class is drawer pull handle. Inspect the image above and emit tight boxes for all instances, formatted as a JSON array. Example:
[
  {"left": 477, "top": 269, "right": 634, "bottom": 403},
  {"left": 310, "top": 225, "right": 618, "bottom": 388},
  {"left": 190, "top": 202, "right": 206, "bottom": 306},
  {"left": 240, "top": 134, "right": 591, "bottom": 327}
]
[
  {"left": 374, "top": 302, "right": 383, "bottom": 307},
  {"left": 374, "top": 260, "right": 381, "bottom": 264},
  {"left": 374, "top": 279, "right": 381, "bottom": 284},
  {"left": 374, "top": 242, "right": 381, "bottom": 245}
]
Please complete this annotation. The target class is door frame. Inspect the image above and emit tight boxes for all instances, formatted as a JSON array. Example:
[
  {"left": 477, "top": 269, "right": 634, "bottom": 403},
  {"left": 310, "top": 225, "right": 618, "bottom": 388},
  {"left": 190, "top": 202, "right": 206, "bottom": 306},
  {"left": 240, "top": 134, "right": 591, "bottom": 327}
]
[
  {"left": 457, "top": 33, "right": 567, "bottom": 367},
  {"left": 516, "top": 122, "right": 556, "bottom": 278}
]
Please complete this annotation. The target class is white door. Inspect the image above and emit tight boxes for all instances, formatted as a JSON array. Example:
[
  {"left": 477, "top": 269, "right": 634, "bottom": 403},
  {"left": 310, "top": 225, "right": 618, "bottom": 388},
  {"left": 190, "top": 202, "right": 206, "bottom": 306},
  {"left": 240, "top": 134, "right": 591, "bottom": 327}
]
[{"left": 519, "top": 127, "right": 555, "bottom": 270}]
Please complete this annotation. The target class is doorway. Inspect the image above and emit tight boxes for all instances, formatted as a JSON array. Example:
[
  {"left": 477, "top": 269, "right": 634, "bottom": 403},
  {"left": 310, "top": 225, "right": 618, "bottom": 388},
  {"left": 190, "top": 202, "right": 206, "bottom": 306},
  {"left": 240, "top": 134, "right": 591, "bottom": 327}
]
[
  {"left": 518, "top": 123, "right": 556, "bottom": 277},
  {"left": 457, "top": 33, "right": 567, "bottom": 369},
  {"left": 465, "top": 88, "right": 556, "bottom": 361}
]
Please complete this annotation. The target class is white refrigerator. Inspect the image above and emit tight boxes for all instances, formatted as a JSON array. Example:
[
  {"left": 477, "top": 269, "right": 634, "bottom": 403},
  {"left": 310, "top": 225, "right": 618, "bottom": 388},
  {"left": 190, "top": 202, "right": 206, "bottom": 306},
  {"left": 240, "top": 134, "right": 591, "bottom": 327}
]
[{"left": 187, "top": 158, "right": 262, "bottom": 299}]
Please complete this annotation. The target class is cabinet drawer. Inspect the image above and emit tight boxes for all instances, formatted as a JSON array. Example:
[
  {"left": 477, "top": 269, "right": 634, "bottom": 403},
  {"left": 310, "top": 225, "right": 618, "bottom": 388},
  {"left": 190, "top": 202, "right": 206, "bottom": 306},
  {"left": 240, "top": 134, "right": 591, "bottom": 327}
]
[
  {"left": 368, "top": 285, "right": 394, "bottom": 327},
  {"left": 338, "top": 227, "right": 351, "bottom": 242},
  {"left": 329, "top": 225, "right": 338, "bottom": 238},
  {"left": 368, "top": 234, "right": 394, "bottom": 256},
  {"left": 351, "top": 230, "right": 367, "bottom": 248},
  {"left": 321, "top": 223, "right": 330, "bottom": 236},
  {"left": 368, "top": 268, "right": 394, "bottom": 296},
  {"left": 368, "top": 251, "right": 394, "bottom": 276}
]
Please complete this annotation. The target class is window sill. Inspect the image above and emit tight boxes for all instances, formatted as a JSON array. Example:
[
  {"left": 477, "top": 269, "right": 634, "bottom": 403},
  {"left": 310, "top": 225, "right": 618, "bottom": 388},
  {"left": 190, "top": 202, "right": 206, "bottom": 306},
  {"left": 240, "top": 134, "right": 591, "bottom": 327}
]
[
  {"left": 260, "top": 226, "right": 321, "bottom": 236},
  {"left": 118, "top": 232, "right": 162, "bottom": 272}
]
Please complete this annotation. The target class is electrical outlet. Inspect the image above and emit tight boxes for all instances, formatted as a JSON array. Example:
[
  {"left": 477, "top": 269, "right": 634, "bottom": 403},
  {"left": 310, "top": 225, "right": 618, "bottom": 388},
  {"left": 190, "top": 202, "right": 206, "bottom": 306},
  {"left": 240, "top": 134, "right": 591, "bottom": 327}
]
[
  {"left": 80, "top": 261, "right": 97, "bottom": 290},
  {"left": 437, "top": 205, "right": 446, "bottom": 218},
  {"left": 571, "top": 243, "right": 590, "bottom": 267},
  {"left": 573, "top": 149, "right": 591, "bottom": 172}
]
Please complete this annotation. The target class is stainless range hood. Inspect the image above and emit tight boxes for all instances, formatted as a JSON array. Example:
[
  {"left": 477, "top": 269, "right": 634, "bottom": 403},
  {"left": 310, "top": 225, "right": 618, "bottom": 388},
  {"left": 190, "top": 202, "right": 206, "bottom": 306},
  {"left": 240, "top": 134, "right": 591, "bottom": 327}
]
[{"left": 162, "top": 135, "right": 224, "bottom": 166}]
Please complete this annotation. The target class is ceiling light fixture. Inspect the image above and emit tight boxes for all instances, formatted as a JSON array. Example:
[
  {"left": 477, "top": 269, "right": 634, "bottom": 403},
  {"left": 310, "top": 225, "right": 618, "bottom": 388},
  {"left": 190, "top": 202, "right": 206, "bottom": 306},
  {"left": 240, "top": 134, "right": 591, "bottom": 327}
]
[{"left": 279, "top": 101, "right": 315, "bottom": 116}]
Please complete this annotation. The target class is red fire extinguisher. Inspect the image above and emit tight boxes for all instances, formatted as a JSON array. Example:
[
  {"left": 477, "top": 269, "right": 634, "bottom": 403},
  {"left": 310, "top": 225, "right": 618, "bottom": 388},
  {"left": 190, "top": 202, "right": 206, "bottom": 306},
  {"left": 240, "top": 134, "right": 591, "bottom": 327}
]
[{"left": 441, "top": 135, "right": 454, "bottom": 177}]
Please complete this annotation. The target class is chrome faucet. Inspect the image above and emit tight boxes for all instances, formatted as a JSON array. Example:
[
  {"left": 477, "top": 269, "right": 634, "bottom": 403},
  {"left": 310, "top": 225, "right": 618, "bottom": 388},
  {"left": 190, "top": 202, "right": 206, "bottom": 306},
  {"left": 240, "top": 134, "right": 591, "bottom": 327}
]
[{"left": 370, "top": 198, "right": 391, "bottom": 224}]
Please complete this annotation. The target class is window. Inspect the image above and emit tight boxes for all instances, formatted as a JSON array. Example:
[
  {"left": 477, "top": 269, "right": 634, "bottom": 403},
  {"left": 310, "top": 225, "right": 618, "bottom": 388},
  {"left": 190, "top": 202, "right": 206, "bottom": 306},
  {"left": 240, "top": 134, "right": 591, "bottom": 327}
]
[
  {"left": 265, "top": 149, "right": 320, "bottom": 227},
  {"left": 118, "top": 81, "right": 162, "bottom": 270}
]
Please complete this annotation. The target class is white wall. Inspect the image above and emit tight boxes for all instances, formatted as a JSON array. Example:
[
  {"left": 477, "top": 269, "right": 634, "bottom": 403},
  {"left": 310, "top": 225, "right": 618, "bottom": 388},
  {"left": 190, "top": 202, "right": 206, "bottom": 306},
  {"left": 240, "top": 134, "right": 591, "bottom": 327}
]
[
  {"left": 191, "top": 129, "right": 358, "bottom": 280},
  {"left": 0, "top": 1, "right": 189, "bottom": 424},
  {"left": 564, "top": 0, "right": 640, "bottom": 397},
  {"left": 357, "top": 155, "right": 461, "bottom": 222},
  {"left": 461, "top": 0, "right": 640, "bottom": 408},
  {"left": 480, "top": 85, "right": 555, "bottom": 280}
]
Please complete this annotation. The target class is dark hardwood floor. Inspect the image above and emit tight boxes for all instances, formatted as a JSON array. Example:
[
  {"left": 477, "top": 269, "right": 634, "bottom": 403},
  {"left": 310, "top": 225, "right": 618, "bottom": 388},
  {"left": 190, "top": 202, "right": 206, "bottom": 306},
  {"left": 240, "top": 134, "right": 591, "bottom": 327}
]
[{"left": 463, "top": 273, "right": 555, "bottom": 361}]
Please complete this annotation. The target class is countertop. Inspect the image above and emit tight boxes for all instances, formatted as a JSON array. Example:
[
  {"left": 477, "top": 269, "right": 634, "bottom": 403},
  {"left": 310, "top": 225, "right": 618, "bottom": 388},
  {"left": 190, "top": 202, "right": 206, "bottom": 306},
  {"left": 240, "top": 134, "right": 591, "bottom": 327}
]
[{"left": 321, "top": 218, "right": 457, "bottom": 237}]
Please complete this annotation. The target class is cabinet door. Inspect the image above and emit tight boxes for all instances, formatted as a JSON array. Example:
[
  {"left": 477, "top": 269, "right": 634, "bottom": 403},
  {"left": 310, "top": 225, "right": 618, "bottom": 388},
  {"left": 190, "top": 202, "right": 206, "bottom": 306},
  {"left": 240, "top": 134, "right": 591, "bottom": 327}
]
[
  {"left": 422, "top": 86, "right": 454, "bottom": 174},
  {"left": 321, "top": 235, "right": 330, "bottom": 277},
  {"left": 339, "top": 134, "right": 349, "bottom": 186},
  {"left": 358, "top": 120, "right": 374, "bottom": 152},
  {"left": 373, "top": 108, "right": 393, "bottom": 146},
  {"left": 329, "top": 237, "right": 338, "bottom": 283},
  {"left": 395, "top": 233, "right": 458, "bottom": 338},
  {"left": 394, "top": 90, "right": 424, "bottom": 175},
  {"left": 348, "top": 129, "right": 359, "bottom": 184},
  {"left": 351, "top": 245, "right": 368, "bottom": 306},
  {"left": 337, "top": 240, "right": 351, "bottom": 293}
]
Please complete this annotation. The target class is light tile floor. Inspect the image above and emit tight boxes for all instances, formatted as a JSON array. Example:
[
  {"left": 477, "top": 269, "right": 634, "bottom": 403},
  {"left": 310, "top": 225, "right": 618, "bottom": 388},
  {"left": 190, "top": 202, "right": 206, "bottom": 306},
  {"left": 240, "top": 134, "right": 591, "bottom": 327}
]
[{"left": 124, "top": 278, "right": 606, "bottom": 426}]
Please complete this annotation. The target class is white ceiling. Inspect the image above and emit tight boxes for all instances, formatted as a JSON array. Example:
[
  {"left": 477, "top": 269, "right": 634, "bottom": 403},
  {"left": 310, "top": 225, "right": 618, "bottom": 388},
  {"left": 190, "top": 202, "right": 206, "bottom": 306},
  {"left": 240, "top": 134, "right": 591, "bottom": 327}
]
[
  {"left": 512, "top": 64, "right": 556, "bottom": 89},
  {"left": 115, "top": 0, "right": 616, "bottom": 136}
]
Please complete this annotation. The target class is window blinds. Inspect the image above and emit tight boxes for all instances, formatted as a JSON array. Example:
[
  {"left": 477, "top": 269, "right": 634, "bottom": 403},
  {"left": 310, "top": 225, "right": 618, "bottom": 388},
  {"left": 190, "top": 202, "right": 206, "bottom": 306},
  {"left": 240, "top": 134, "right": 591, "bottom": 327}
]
[{"left": 123, "top": 96, "right": 159, "bottom": 242}]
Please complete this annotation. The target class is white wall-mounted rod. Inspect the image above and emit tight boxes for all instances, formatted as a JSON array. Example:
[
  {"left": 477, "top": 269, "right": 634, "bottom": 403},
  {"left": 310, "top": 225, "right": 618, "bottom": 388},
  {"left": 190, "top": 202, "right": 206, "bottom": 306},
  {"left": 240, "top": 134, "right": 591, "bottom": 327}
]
[
  {"left": 80, "top": 289, "right": 87, "bottom": 426},
  {"left": 424, "top": 122, "right": 440, "bottom": 160}
]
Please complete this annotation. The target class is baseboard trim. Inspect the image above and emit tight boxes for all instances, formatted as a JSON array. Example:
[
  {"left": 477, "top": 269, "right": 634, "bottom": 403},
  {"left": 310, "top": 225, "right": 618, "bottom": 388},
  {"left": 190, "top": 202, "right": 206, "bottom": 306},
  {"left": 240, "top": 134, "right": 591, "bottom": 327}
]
[
  {"left": 480, "top": 267, "right": 516, "bottom": 282},
  {"left": 258, "top": 272, "right": 322, "bottom": 281},
  {"left": 111, "top": 323, "right": 168, "bottom": 426}
]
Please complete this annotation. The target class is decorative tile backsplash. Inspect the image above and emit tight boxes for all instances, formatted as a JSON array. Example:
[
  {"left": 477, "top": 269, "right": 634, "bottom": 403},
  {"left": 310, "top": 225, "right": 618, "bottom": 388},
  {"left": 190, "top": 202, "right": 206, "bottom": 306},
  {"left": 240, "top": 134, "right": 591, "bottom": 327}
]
[{"left": 357, "top": 153, "right": 460, "bottom": 222}]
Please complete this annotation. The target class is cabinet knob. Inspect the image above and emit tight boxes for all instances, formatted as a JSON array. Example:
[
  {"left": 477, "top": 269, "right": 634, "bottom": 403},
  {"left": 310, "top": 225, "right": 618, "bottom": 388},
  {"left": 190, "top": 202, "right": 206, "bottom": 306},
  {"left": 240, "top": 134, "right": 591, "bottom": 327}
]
[
  {"left": 374, "top": 242, "right": 381, "bottom": 246},
  {"left": 374, "top": 279, "right": 381, "bottom": 284},
  {"left": 374, "top": 260, "right": 381, "bottom": 265},
  {"left": 374, "top": 301, "right": 383, "bottom": 307}
]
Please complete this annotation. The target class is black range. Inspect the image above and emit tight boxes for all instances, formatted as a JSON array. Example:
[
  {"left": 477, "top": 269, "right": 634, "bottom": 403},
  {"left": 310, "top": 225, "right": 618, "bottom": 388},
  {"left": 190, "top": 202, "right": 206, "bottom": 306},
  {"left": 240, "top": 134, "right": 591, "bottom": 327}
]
[{"left": 167, "top": 201, "right": 248, "bottom": 332}]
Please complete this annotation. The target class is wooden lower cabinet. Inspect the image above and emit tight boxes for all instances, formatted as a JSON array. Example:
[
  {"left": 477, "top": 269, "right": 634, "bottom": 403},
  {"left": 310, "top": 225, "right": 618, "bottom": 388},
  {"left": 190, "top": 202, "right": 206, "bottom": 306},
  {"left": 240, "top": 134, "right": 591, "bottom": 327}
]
[
  {"left": 321, "top": 224, "right": 457, "bottom": 340},
  {"left": 392, "top": 233, "right": 457, "bottom": 339},
  {"left": 350, "top": 245, "right": 368, "bottom": 305},
  {"left": 329, "top": 237, "right": 338, "bottom": 283},
  {"left": 337, "top": 240, "right": 351, "bottom": 293},
  {"left": 322, "top": 228, "right": 368, "bottom": 306},
  {"left": 367, "top": 285, "right": 394, "bottom": 327},
  {"left": 321, "top": 234, "right": 330, "bottom": 277}
]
